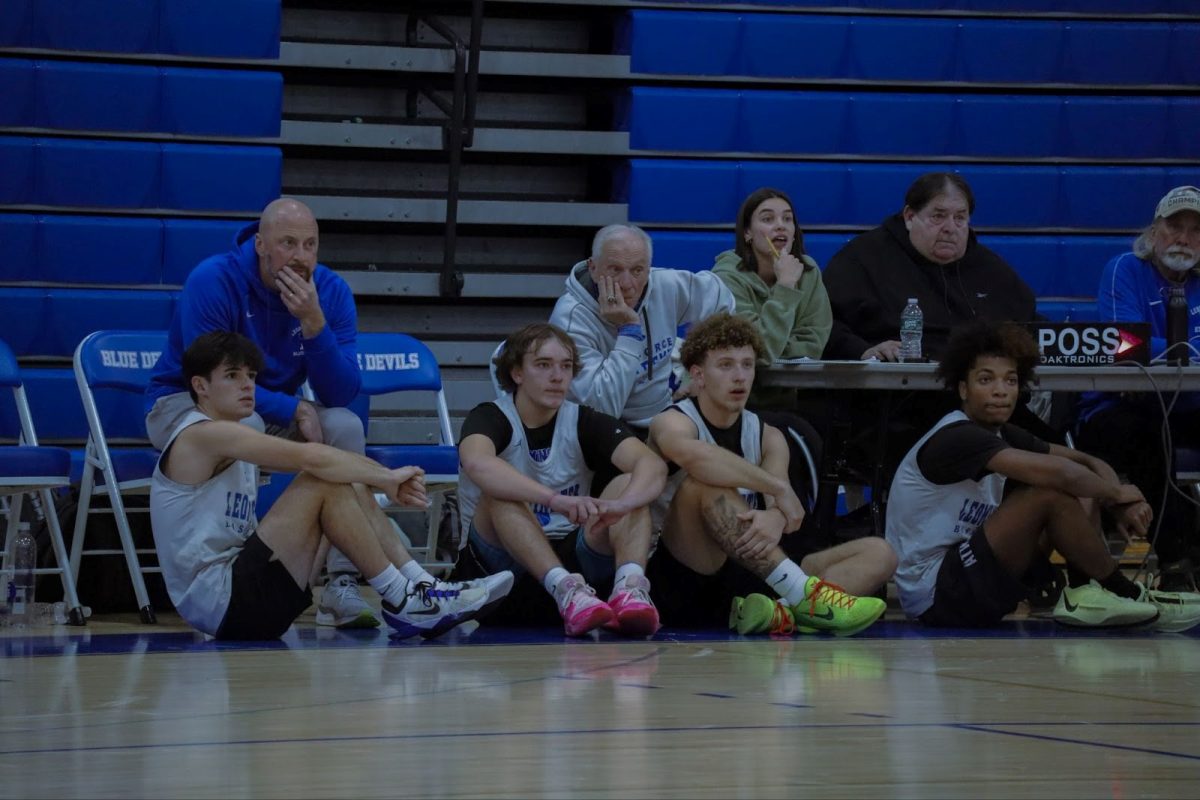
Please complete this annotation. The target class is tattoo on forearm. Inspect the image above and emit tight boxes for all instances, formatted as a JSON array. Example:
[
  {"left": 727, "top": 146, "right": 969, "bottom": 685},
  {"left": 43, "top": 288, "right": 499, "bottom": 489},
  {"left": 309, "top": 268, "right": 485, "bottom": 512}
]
[{"left": 700, "top": 493, "right": 779, "bottom": 578}]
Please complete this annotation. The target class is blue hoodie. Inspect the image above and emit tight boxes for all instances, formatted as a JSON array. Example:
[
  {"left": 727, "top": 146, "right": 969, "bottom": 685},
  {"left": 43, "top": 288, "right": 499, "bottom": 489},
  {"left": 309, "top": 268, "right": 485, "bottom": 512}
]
[
  {"left": 146, "top": 221, "right": 361, "bottom": 426},
  {"left": 1077, "top": 250, "right": 1200, "bottom": 423}
]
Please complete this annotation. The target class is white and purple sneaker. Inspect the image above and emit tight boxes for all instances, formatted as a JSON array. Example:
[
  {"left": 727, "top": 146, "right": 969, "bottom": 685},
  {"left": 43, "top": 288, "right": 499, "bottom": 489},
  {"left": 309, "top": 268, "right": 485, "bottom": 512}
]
[{"left": 382, "top": 580, "right": 489, "bottom": 640}]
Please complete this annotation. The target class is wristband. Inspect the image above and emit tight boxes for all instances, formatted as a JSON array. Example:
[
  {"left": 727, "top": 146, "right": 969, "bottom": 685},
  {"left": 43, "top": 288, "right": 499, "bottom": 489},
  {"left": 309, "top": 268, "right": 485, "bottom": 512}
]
[{"left": 617, "top": 323, "right": 645, "bottom": 341}]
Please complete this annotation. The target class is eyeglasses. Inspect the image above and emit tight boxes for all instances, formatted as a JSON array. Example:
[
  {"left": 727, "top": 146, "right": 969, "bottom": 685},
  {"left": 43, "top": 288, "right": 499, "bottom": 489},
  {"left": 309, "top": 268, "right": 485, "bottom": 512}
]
[{"left": 916, "top": 209, "right": 970, "bottom": 229}]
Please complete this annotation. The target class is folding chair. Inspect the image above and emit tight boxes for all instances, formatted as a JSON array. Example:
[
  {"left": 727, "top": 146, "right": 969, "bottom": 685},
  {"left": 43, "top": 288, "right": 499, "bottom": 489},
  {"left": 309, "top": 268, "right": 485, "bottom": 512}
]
[
  {"left": 0, "top": 338, "right": 87, "bottom": 625},
  {"left": 357, "top": 332, "right": 459, "bottom": 573},
  {"left": 70, "top": 330, "right": 167, "bottom": 624}
]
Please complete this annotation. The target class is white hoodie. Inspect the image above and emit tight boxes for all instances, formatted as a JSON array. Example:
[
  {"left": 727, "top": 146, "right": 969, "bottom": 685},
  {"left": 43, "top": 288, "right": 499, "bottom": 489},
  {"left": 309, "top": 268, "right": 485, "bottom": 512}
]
[{"left": 549, "top": 260, "right": 733, "bottom": 429}]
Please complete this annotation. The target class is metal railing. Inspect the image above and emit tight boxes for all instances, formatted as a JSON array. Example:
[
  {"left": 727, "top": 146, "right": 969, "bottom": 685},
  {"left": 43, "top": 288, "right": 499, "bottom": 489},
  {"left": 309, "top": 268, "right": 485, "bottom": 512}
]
[{"left": 406, "top": 1, "right": 483, "bottom": 298}]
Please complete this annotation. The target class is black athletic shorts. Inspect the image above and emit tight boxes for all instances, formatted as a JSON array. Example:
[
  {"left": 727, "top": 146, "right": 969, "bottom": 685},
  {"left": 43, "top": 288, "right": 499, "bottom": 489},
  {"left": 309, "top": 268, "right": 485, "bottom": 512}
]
[
  {"left": 919, "top": 526, "right": 1026, "bottom": 628},
  {"left": 645, "top": 539, "right": 766, "bottom": 628},
  {"left": 215, "top": 533, "right": 313, "bottom": 641}
]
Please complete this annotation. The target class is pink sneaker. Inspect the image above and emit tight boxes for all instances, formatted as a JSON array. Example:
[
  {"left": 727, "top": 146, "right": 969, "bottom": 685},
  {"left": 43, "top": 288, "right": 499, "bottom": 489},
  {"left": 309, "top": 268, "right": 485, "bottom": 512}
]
[
  {"left": 556, "top": 574, "right": 614, "bottom": 637},
  {"left": 608, "top": 575, "right": 660, "bottom": 637}
]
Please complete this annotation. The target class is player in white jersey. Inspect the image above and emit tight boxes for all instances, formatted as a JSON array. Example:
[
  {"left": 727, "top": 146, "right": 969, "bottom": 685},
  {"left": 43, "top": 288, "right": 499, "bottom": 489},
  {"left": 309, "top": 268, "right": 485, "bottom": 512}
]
[
  {"left": 455, "top": 323, "right": 668, "bottom": 637},
  {"left": 887, "top": 320, "right": 1200, "bottom": 632},
  {"left": 645, "top": 313, "right": 895, "bottom": 636},
  {"left": 150, "top": 331, "right": 512, "bottom": 640}
]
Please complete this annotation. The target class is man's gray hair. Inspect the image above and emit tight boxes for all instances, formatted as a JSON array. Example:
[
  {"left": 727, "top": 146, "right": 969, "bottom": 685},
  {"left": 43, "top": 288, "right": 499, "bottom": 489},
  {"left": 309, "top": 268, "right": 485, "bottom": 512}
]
[
  {"left": 591, "top": 224, "right": 653, "bottom": 266},
  {"left": 1132, "top": 226, "right": 1155, "bottom": 261}
]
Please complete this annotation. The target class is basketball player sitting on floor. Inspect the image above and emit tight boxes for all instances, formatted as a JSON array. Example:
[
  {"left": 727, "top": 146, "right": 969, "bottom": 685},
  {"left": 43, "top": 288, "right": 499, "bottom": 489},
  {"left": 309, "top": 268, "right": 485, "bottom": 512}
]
[
  {"left": 886, "top": 320, "right": 1200, "bottom": 631},
  {"left": 646, "top": 312, "right": 895, "bottom": 636},
  {"left": 454, "top": 323, "right": 669, "bottom": 637},
  {"left": 150, "top": 331, "right": 513, "bottom": 641}
]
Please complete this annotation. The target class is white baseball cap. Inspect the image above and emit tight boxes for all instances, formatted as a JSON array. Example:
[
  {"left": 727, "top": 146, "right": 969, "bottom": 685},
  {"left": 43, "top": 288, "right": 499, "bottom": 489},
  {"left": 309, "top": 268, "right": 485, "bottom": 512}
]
[{"left": 1155, "top": 185, "right": 1200, "bottom": 219}]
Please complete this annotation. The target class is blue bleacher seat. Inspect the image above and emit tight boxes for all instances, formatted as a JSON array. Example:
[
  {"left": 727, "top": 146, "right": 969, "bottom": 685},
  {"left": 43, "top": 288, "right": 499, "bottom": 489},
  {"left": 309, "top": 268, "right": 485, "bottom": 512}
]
[
  {"left": 623, "top": 11, "right": 740, "bottom": 76},
  {"left": 45, "top": 289, "right": 176, "bottom": 359},
  {"left": 0, "top": 137, "right": 35, "bottom": 205},
  {"left": 162, "top": 219, "right": 244, "bottom": 285},
  {"left": 647, "top": 231, "right": 730, "bottom": 272},
  {"left": 622, "top": 160, "right": 739, "bottom": 224},
  {"left": 161, "top": 68, "right": 283, "bottom": 137},
  {"left": 1059, "top": 167, "right": 1167, "bottom": 230},
  {"left": 843, "top": 164, "right": 916, "bottom": 225},
  {"left": 957, "top": 166, "right": 1059, "bottom": 228},
  {"left": 0, "top": 59, "right": 35, "bottom": 128},
  {"left": 1167, "top": 24, "right": 1200, "bottom": 86},
  {"left": 0, "top": 0, "right": 32, "bottom": 47},
  {"left": 34, "top": 138, "right": 160, "bottom": 209},
  {"left": 34, "top": 61, "right": 161, "bottom": 133},
  {"left": 740, "top": 91, "right": 848, "bottom": 155},
  {"left": 955, "top": 95, "right": 1061, "bottom": 158},
  {"left": 958, "top": 20, "right": 1063, "bottom": 84},
  {"left": 851, "top": 18, "right": 959, "bottom": 82},
  {"left": 38, "top": 216, "right": 163, "bottom": 286},
  {"left": 622, "top": 88, "right": 740, "bottom": 152},
  {"left": 1037, "top": 300, "right": 1100, "bottom": 323},
  {"left": 804, "top": 233, "right": 856, "bottom": 267},
  {"left": 978, "top": 236, "right": 1061, "bottom": 296},
  {"left": 741, "top": 15, "right": 850, "bottom": 80},
  {"left": 31, "top": 0, "right": 158, "bottom": 54},
  {"left": 1062, "top": 22, "right": 1170, "bottom": 86},
  {"left": 160, "top": 144, "right": 281, "bottom": 212},
  {"left": 1167, "top": 99, "right": 1200, "bottom": 158},
  {"left": 849, "top": 94, "right": 955, "bottom": 156},
  {"left": 158, "top": 0, "right": 281, "bottom": 59},
  {"left": 0, "top": 215, "right": 37, "bottom": 283},
  {"left": 8, "top": 368, "right": 85, "bottom": 443},
  {"left": 0, "top": 288, "right": 48, "bottom": 356},
  {"left": 739, "top": 162, "right": 850, "bottom": 226},
  {"left": 1062, "top": 97, "right": 1165, "bottom": 160}
]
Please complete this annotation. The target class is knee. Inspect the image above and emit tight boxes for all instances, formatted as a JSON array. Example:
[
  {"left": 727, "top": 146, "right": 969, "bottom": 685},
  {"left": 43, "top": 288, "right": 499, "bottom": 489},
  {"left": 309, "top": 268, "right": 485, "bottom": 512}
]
[
  {"left": 320, "top": 407, "right": 366, "bottom": 453},
  {"left": 865, "top": 536, "right": 899, "bottom": 578}
]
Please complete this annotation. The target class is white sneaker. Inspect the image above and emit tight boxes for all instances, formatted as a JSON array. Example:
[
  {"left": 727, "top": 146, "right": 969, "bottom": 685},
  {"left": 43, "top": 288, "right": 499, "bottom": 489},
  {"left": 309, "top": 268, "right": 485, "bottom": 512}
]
[
  {"left": 1137, "top": 584, "right": 1200, "bottom": 633},
  {"left": 441, "top": 571, "right": 515, "bottom": 618},
  {"left": 1051, "top": 580, "right": 1158, "bottom": 628},
  {"left": 316, "top": 574, "right": 381, "bottom": 629},
  {"left": 382, "top": 580, "right": 489, "bottom": 639}
]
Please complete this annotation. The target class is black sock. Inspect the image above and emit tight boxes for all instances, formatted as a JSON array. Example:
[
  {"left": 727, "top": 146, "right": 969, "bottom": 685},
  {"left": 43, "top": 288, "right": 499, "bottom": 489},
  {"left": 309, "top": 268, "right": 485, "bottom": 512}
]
[
  {"left": 1066, "top": 565, "right": 1090, "bottom": 588},
  {"left": 1099, "top": 567, "right": 1141, "bottom": 600}
]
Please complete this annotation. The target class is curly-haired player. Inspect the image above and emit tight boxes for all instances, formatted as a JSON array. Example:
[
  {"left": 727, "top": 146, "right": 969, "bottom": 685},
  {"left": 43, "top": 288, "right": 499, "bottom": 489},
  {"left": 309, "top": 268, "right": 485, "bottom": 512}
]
[
  {"left": 646, "top": 313, "right": 895, "bottom": 636},
  {"left": 887, "top": 320, "right": 1200, "bottom": 631}
]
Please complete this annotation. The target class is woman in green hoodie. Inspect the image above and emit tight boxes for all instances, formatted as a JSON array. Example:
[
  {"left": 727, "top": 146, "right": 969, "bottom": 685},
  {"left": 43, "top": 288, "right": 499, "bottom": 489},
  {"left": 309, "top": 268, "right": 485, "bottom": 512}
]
[
  {"left": 713, "top": 187, "right": 833, "bottom": 366},
  {"left": 713, "top": 188, "right": 834, "bottom": 554}
]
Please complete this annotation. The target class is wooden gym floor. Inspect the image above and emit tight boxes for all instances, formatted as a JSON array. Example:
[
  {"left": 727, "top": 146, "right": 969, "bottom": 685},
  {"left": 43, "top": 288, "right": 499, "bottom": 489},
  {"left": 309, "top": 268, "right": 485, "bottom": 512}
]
[{"left": 1, "top": 600, "right": 1198, "bottom": 799}]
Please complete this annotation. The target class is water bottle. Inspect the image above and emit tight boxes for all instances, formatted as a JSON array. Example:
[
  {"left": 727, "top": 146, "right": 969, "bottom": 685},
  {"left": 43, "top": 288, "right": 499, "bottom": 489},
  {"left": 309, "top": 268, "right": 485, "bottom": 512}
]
[
  {"left": 6, "top": 525, "right": 36, "bottom": 627},
  {"left": 1167, "top": 285, "right": 1189, "bottom": 366},
  {"left": 899, "top": 297, "right": 924, "bottom": 362}
]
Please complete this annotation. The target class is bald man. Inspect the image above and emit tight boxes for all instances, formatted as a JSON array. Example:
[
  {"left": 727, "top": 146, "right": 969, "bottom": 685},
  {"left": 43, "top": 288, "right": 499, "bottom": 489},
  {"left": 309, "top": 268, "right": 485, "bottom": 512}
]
[{"left": 147, "top": 198, "right": 379, "bottom": 628}]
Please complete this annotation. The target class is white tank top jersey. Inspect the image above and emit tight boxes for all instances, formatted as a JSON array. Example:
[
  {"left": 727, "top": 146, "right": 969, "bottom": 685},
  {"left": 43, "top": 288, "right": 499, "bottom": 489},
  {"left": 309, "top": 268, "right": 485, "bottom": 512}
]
[
  {"left": 150, "top": 409, "right": 261, "bottom": 636},
  {"left": 886, "top": 410, "right": 1007, "bottom": 619},
  {"left": 457, "top": 393, "right": 592, "bottom": 542},
  {"left": 652, "top": 398, "right": 763, "bottom": 528}
]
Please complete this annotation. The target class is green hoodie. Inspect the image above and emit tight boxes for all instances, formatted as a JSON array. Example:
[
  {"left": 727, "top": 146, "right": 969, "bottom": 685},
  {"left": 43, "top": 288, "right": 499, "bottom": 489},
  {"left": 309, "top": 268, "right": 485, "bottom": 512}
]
[{"left": 712, "top": 249, "right": 832, "bottom": 363}]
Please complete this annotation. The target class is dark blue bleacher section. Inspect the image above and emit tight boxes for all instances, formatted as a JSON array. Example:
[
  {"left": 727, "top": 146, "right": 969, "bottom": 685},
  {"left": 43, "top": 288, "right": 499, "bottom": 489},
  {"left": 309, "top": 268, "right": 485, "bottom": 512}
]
[
  {"left": 2, "top": 0, "right": 280, "bottom": 59},
  {"left": 620, "top": 12, "right": 1200, "bottom": 85},
  {"left": 619, "top": 88, "right": 1200, "bottom": 160},
  {"left": 0, "top": 0, "right": 282, "bottom": 462},
  {"left": 660, "top": 1, "right": 1200, "bottom": 11}
]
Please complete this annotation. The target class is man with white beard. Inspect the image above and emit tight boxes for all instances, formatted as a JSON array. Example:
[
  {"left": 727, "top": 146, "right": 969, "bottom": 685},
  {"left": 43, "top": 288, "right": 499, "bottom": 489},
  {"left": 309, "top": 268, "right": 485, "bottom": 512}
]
[{"left": 1077, "top": 185, "right": 1200, "bottom": 591}]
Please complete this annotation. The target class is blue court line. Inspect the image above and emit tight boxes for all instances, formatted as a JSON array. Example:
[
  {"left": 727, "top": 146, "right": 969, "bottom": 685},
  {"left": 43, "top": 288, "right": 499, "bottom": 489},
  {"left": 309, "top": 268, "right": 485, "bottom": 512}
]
[
  {"left": 2, "top": 721, "right": 1198, "bottom": 760},
  {"left": 694, "top": 692, "right": 735, "bottom": 699},
  {"left": 954, "top": 723, "right": 1200, "bottom": 763}
]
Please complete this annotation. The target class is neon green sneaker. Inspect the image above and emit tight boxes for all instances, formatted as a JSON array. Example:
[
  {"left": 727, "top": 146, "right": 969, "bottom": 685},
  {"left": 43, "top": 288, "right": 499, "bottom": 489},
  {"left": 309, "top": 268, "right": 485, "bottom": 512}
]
[
  {"left": 1136, "top": 583, "right": 1200, "bottom": 633},
  {"left": 1051, "top": 580, "right": 1158, "bottom": 628},
  {"left": 729, "top": 593, "right": 796, "bottom": 635},
  {"left": 790, "top": 577, "right": 886, "bottom": 637}
]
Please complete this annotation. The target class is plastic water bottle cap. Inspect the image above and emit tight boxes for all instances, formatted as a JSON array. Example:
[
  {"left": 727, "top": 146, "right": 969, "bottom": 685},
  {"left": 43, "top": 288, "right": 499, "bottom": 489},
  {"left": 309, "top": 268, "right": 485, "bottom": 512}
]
[{"left": 907, "top": 298, "right": 918, "bottom": 304}]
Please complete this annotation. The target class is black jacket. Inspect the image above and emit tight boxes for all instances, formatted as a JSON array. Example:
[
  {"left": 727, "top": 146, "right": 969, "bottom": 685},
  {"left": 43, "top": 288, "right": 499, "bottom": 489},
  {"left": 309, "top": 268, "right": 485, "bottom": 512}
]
[{"left": 822, "top": 214, "right": 1037, "bottom": 360}]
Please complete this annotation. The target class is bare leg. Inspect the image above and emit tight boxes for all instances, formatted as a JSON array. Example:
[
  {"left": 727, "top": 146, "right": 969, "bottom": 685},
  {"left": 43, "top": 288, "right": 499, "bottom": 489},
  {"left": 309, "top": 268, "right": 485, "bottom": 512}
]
[
  {"left": 256, "top": 473, "right": 413, "bottom": 589},
  {"left": 800, "top": 537, "right": 897, "bottom": 596},
  {"left": 662, "top": 477, "right": 786, "bottom": 580},
  {"left": 587, "top": 474, "right": 653, "bottom": 569},
  {"left": 983, "top": 485, "right": 1117, "bottom": 580},
  {"left": 473, "top": 495, "right": 563, "bottom": 580}
]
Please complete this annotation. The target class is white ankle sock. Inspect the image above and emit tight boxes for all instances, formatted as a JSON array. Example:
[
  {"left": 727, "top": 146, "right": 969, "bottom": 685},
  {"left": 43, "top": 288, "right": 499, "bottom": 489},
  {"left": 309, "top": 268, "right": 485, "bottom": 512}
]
[
  {"left": 767, "top": 559, "right": 809, "bottom": 607},
  {"left": 543, "top": 566, "right": 570, "bottom": 598},
  {"left": 368, "top": 564, "right": 412, "bottom": 607},
  {"left": 399, "top": 560, "right": 435, "bottom": 586},
  {"left": 614, "top": 562, "right": 644, "bottom": 590}
]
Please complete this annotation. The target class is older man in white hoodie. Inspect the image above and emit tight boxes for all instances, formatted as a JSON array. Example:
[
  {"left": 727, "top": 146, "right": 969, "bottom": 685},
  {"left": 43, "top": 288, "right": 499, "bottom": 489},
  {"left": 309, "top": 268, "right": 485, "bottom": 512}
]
[{"left": 550, "top": 224, "right": 734, "bottom": 441}]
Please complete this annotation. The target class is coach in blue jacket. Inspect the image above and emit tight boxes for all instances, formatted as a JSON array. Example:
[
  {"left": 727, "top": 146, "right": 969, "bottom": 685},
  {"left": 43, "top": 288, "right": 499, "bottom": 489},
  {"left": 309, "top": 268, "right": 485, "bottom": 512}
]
[
  {"left": 146, "top": 198, "right": 381, "bottom": 628},
  {"left": 1076, "top": 186, "right": 1200, "bottom": 591}
]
